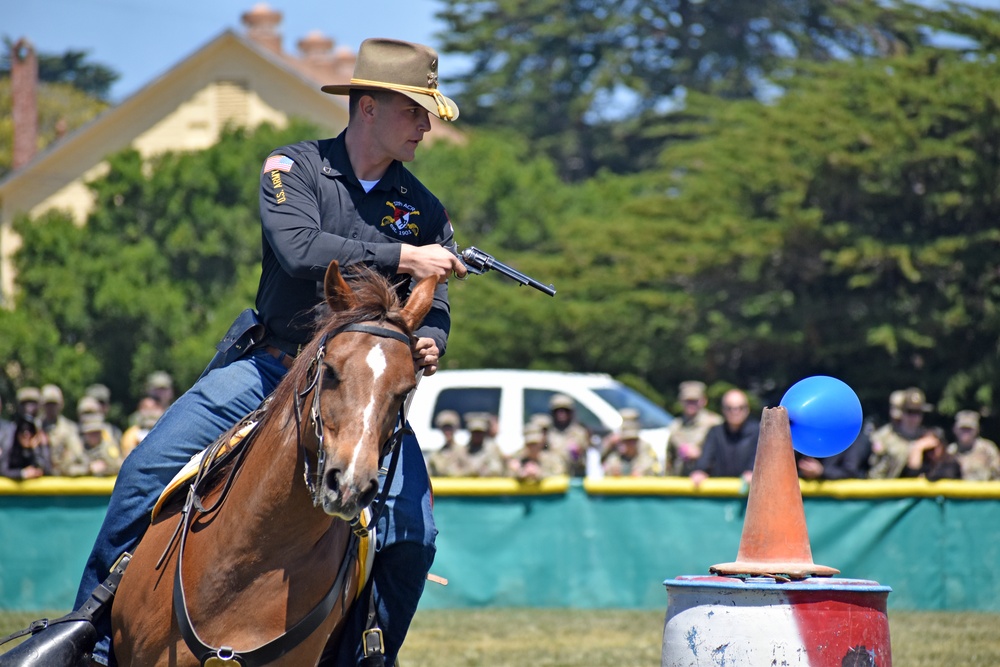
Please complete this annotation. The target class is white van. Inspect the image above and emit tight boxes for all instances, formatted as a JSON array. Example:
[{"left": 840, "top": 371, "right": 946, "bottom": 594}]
[{"left": 408, "top": 369, "right": 674, "bottom": 461}]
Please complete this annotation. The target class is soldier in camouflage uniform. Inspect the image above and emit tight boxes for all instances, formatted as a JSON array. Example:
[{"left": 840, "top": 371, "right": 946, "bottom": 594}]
[
  {"left": 463, "top": 413, "right": 508, "bottom": 477},
  {"left": 867, "top": 389, "right": 904, "bottom": 459},
  {"left": 666, "top": 381, "right": 723, "bottom": 476},
  {"left": 64, "top": 414, "right": 123, "bottom": 477},
  {"left": 427, "top": 410, "right": 465, "bottom": 477},
  {"left": 948, "top": 410, "right": 1000, "bottom": 481},
  {"left": 39, "top": 384, "right": 85, "bottom": 477},
  {"left": 603, "top": 424, "right": 662, "bottom": 477},
  {"left": 546, "top": 394, "right": 591, "bottom": 477},
  {"left": 869, "top": 387, "right": 930, "bottom": 479},
  {"left": 509, "top": 426, "right": 566, "bottom": 481}
]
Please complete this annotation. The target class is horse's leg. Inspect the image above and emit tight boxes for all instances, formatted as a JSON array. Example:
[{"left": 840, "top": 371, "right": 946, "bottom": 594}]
[{"left": 112, "top": 511, "right": 191, "bottom": 667}]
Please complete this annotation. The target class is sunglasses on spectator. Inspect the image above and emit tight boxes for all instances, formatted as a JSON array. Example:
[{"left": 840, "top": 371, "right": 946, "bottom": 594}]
[{"left": 722, "top": 404, "right": 749, "bottom": 412}]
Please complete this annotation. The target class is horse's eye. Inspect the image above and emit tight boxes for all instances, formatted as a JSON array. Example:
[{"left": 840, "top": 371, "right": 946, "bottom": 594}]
[{"left": 322, "top": 364, "right": 340, "bottom": 386}]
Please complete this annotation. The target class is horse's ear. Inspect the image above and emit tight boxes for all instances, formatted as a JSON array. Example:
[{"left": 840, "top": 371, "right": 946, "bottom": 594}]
[
  {"left": 400, "top": 276, "right": 437, "bottom": 331},
  {"left": 324, "top": 261, "right": 358, "bottom": 312}
]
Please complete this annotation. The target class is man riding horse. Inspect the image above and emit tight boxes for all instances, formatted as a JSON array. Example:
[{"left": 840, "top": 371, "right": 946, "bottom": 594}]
[{"left": 9, "top": 37, "right": 466, "bottom": 667}]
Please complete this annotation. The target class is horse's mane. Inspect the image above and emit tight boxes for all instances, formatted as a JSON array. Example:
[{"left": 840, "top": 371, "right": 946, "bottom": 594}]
[{"left": 265, "top": 268, "right": 416, "bottom": 430}]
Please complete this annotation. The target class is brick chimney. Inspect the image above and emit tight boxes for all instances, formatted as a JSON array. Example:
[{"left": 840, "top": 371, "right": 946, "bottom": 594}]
[
  {"left": 11, "top": 38, "right": 38, "bottom": 170},
  {"left": 241, "top": 3, "right": 283, "bottom": 54}
]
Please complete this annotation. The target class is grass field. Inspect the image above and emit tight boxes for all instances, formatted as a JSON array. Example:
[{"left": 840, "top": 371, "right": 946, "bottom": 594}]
[{"left": 4, "top": 608, "right": 1000, "bottom": 666}]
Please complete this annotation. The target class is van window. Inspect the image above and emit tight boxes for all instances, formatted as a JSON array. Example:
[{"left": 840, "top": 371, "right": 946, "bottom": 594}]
[
  {"left": 592, "top": 386, "right": 673, "bottom": 428},
  {"left": 523, "top": 389, "right": 608, "bottom": 436},
  {"left": 432, "top": 387, "right": 501, "bottom": 429}
]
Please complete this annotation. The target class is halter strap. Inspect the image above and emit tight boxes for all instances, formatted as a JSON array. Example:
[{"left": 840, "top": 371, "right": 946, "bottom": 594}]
[{"left": 341, "top": 322, "right": 411, "bottom": 346}]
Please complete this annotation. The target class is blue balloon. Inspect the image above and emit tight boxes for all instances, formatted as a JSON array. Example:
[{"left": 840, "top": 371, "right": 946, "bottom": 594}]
[{"left": 779, "top": 376, "right": 863, "bottom": 458}]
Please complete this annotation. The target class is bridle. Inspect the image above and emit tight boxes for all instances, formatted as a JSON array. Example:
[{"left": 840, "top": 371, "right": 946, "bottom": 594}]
[
  {"left": 172, "top": 321, "right": 419, "bottom": 667},
  {"left": 293, "top": 322, "right": 416, "bottom": 524}
]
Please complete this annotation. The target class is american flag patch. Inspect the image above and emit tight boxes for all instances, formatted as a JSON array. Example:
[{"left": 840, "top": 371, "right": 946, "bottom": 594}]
[{"left": 263, "top": 155, "right": 294, "bottom": 173}]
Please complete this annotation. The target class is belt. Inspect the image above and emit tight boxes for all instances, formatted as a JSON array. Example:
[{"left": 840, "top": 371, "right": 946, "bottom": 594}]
[{"left": 265, "top": 345, "right": 295, "bottom": 370}]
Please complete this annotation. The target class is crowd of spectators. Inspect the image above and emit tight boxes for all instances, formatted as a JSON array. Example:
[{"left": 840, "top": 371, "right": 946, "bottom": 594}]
[
  {"left": 0, "top": 372, "right": 174, "bottom": 480},
  {"left": 6, "top": 372, "right": 997, "bottom": 485},
  {"left": 426, "top": 382, "right": 1000, "bottom": 484}
]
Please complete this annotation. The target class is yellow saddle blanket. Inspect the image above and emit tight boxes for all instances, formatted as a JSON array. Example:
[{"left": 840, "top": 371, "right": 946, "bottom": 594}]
[{"left": 150, "top": 419, "right": 375, "bottom": 593}]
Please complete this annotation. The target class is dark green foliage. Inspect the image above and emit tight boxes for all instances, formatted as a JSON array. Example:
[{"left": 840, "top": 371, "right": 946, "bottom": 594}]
[
  {"left": 0, "top": 40, "right": 119, "bottom": 100},
  {"left": 434, "top": 0, "right": 930, "bottom": 179}
]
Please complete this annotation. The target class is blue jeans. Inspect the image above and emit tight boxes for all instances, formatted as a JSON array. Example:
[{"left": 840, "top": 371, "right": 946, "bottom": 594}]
[{"left": 76, "top": 349, "right": 436, "bottom": 666}]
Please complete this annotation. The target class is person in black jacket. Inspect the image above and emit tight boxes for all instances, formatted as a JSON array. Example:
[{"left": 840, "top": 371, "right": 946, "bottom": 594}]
[
  {"left": 690, "top": 388, "right": 760, "bottom": 488},
  {"left": 796, "top": 429, "right": 872, "bottom": 480}
]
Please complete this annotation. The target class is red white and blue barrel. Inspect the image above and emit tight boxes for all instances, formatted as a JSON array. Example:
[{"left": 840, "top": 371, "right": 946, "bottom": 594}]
[{"left": 663, "top": 575, "right": 892, "bottom": 666}]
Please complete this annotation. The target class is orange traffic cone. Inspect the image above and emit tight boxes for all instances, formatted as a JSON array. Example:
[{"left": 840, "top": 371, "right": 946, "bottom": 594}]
[{"left": 710, "top": 406, "right": 839, "bottom": 579}]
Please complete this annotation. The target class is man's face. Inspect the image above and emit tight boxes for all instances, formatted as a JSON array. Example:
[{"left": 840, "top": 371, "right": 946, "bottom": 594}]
[
  {"left": 42, "top": 402, "right": 61, "bottom": 421},
  {"left": 955, "top": 425, "right": 977, "bottom": 446},
  {"left": 721, "top": 397, "right": 749, "bottom": 429},
  {"left": 371, "top": 92, "right": 432, "bottom": 163},
  {"left": 900, "top": 409, "right": 924, "bottom": 437},
  {"left": 682, "top": 398, "right": 703, "bottom": 418},
  {"left": 552, "top": 408, "right": 572, "bottom": 428}
]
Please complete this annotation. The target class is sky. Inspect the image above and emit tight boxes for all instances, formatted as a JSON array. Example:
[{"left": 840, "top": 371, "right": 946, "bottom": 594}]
[{"left": 1, "top": 0, "right": 449, "bottom": 103}]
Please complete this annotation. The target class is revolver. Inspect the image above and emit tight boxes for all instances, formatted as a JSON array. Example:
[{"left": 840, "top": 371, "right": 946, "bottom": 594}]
[{"left": 456, "top": 246, "right": 556, "bottom": 297}]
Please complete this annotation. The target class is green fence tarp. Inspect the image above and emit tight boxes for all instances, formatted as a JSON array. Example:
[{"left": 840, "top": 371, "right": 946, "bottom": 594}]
[{"left": 2, "top": 485, "right": 998, "bottom": 612}]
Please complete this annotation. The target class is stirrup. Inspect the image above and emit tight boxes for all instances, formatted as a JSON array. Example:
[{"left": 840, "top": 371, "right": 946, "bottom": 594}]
[{"left": 0, "top": 553, "right": 131, "bottom": 666}]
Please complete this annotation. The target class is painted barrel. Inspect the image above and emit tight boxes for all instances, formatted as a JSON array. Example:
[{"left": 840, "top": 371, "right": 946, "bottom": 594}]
[{"left": 663, "top": 575, "right": 892, "bottom": 667}]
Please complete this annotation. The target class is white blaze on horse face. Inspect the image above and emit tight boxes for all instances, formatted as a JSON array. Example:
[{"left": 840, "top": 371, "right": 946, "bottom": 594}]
[{"left": 345, "top": 343, "right": 387, "bottom": 480}]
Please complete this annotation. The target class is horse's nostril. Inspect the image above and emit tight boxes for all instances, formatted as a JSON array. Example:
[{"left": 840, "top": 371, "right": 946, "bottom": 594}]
[
  {"left": 359, "top": 479, "right": 379, "bottom": 508},
  {"left": 324, "top": 469, "right": 340, "bottom": 491}
]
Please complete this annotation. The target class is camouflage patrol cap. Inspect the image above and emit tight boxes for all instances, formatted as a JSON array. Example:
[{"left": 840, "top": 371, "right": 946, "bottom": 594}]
[
  {"left": 85, "top": 383, "right": 112, "bottom": 404},
  {"left": 80, "top": 413, "right": 106, "bottom": 434},
  {"left": 954, "top": 410, "right": 980, "bottom": 430},
  {"left": 465, "top": 414, "right": 490, "bottom": 433},
  {"left": 679, "top": 381, "right": 707, "bottom": 401},
  {"left": 549, "top": 394, "right": 574, "bottom": 411},
  {"left": 40, "top": 384, "right": 64, "bottom": 405},
  {"left": 528, "top": 413, "right": 553, "bottom": 430},
  {"left": 524, "top": 427, "right": 545, "bottom": 446},
  {"left": 16, "top": 386, "right": 40, "bottom": 404},
  {"left": 146, "top": 371, "right": 173, "bottom": 390},
  {"left": 434, "top": 410, "right": 460, "bottom": 429},
  {"left": 621, "top": 424, "right": 641, "bottom": 440},
  {"left": 77, "top": 395, "right": 102, "bottom": 416}
]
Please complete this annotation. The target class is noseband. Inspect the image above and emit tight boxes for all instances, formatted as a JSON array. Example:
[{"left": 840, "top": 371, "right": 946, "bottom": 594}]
[{"left": 293, "top": 322, "right": 415, "bottom": 515}]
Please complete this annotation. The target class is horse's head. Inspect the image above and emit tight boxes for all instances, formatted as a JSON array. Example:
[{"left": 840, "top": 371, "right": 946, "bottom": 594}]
[{"left": 297, "top": 261, "right": 436, "bottom": 520}]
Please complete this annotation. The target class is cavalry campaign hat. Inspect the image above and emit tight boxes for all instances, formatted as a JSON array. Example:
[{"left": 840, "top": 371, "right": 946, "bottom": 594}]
[{"left": 321, "top": 38, "right": 459, "bottom": 121}]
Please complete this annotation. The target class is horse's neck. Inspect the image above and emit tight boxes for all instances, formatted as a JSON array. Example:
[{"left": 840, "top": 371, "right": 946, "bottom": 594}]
[{"left": 210, "top": 410, "right": 335, "bottom": 549}]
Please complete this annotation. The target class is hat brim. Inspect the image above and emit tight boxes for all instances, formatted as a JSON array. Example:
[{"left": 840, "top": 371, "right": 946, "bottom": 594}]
[{"left": 321, "top": 83, "right": 459, "bottom": 121}]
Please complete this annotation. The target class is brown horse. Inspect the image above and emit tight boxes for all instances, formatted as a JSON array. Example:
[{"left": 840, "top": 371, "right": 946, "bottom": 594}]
[{"left": 111, "top": 261, "right": 437, "bottom": 666}]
